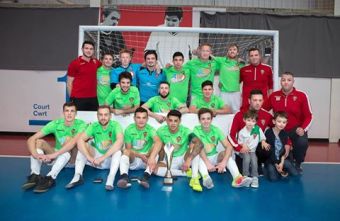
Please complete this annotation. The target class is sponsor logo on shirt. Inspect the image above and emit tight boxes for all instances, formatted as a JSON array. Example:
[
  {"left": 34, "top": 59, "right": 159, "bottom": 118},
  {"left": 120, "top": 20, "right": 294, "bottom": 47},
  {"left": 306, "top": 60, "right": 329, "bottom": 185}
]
[
  {"left": 211, "top": 136, "right": 216, "bottom": 142},
  {"left": 293, "top": 96, "right": 298, "bottom": 101},
  {"left": 275, "top": 96, "right": 281, "bottom": 101},
  {"left": 170, "top": 72, "right": 186, "bottom": 83},
  {"left": 143, "top": 132, "right": 148, "bottom": 138},
  {"left": 261, "top": 69, "right": 265, "bottom": 75}
]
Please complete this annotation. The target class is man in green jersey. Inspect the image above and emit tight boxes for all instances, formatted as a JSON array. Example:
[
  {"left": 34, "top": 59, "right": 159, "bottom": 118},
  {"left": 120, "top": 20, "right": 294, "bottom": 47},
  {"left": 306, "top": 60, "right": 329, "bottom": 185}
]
[
  {"left": 213, "top": 44, "right": 244, "bottom": 113},
  {"left": 142, "top": 81, "right": 188, "bottom": 123},
  {"left": 184, "top": 43, "right": 218, "bottom": 101},
  {"left": 65, "top": 105, "right": 123, "bottom": 191},
  {"left": 164, "top": 52, "right": 190, "bottom": 105},
  {"left": 97, "top": 53, "right": 114, "bottom": 105},
  {"left": 117, "top": 107, "right": 160, "bottom": 189},
  {"left": 147, "top": 110, "right": 204, "bottom": 192},
  {"left": 189, "top": 80, "right": 231, "bottom": 116},
  {"left": 105, "top": 71, "right": 140, "bottom": 115},
  {"left": 22, "top": 102, "right": 87, "bottom": 193},
  {"left": 194, "top": 108, "right": 252, "bottom": 188}
]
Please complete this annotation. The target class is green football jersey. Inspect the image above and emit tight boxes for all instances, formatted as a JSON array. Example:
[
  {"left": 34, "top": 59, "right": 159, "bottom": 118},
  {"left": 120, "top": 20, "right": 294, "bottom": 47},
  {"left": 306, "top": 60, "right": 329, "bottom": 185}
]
[
  {"left": 191, "top": 95, "right": 225, "bottom": 109},
  {"left": 156, "top": 125, "right": 191, "bottom": 157},
  {"left": 85, "top": 120, "right": 123, "bottom": 155},
  {"left": 164, "top": 66, "right": 190, "bottom": 104},
  {"left": 105, "top": 86, "right": 140, "bottom": 109},
  {"left": 41, "top": 118, "right": 87, "bottom": 150},
  {"left": 144, "top": 96, "right": 183, "bottom": 113},
  {"left": 214, "top": 57, "right": 244, "bottom": 92},
  {"left": 97, "top": 66, "right": 112, "bottom": 105},
  {"left": 193, "top": 125, "right": 225, "bottom": 156},
  {"left": 124, "top": 123, "right": 156, "bottom": 154}
]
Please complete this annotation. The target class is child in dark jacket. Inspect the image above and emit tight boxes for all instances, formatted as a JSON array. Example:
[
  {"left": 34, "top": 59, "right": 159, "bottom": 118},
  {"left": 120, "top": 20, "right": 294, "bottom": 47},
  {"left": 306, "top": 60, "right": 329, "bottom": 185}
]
[{"left": 264, "top": 111, "right": 299, "bottom": 181}]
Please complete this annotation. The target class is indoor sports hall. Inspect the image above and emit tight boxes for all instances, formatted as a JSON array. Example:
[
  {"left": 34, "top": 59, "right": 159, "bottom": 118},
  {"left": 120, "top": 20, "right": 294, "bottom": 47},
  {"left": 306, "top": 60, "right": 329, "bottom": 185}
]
[{"left": 1, "top": 1, "right": 340, "bottom": 221}]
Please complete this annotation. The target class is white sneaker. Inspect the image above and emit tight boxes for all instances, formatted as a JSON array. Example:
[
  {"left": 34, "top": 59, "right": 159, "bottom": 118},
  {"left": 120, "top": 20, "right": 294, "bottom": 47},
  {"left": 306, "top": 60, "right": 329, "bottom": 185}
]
[
  {"left": 251, "top": 177, "right": 259, "bottom": 188},
  {"left": 203, "top": 176, "right": 214, "bottom": 189}
]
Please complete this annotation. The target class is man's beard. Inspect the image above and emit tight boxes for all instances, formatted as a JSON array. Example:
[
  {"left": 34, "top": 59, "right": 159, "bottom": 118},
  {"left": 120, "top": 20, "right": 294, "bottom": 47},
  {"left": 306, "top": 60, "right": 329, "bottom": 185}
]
[{"left": 159, "top": 92, "right": 169, "bottom": 99}]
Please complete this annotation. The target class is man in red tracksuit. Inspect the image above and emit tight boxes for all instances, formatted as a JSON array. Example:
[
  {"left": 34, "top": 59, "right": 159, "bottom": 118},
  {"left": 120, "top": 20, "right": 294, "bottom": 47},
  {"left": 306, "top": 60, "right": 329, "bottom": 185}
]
[
  {"left": 263, "top": 71, "right": 312, "bottom": 173},
  {"left": 228, "top": 89, "right": 273, "bottom": 174},
  {"left": 240, "top": 48, "right": 273, "bottom": 110}
]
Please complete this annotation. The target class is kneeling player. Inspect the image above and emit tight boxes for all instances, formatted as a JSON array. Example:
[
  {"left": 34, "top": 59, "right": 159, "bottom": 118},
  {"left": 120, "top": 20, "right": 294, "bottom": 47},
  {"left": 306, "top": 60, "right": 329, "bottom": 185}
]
[
  {"left": 147, "top": 110, "right": 204, "bottom": 192},
  {"left": 22, "top": 102, "right": 86, "bottom": 193},
  {"left": 194, "top": 108, "right": 252, "bottom": 188},
  {"left": 65, "top": 105, "right": 123, "bottom": 191},
  {"left": 117, "top": 107, "right": 159, "bottom": 189}
]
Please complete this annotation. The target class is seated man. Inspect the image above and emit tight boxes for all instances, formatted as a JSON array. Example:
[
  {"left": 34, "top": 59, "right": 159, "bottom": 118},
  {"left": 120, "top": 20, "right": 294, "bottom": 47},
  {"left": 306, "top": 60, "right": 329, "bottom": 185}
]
[
  {"left": 22, "top": 102, "right": 86, "bottom": 193},
  {"left": 65, "top": 105, "right": 123, "bottom": 191},
  {"left": 194, "top": 108, "right": 252, "bottom": 188},
  {"left": 147, "top": 110, "right": 204, "bottom": 192},
  {"left": 105, "top": 71, "right": 140, "bottom": 115},
  {"left": 142, "top": 81, "right": 188, "bottom": 123},
  {"left": 116, "top": 107, "right": 159, "bottom": 189},
  {"left": 189, "top": 80, "right": 231, "bottom": 116}
]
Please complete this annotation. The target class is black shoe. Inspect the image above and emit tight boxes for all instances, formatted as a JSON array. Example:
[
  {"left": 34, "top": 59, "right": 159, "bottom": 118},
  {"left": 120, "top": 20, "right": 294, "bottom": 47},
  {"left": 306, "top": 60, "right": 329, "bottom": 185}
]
[
  {"left": 139, "top": 172, "right": 150, "bottom": 189},
  {"left": 33, "top": 176, "right": 56, "bottom": 193},
  {"left": 295, "top": 162, "right": 303, "bottom": 174},
  {"left": 117, "top": 173, "right": 131, "bottom": 189},
  {"left": 65, "top": 175, "right": 84, "bottom": 189},
  {"left": 22, "top": 174, "right": 41, "bottom": 190}
]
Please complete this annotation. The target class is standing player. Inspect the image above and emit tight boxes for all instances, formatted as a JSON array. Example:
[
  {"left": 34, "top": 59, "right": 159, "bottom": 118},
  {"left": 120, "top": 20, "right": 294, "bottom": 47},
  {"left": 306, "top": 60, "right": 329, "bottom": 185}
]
[
  {"left": 97, "top": 53, "right": 114, "bottom": 105},
  {"left": 65, "top": 105, "right": 123, "bottom": 191},
  {"left": 110, "top": 49, "right": 141, "bottom": 88},
  {"left": 263, "top": 72, "right": 312, "bottom": 173},
  {"left": 147, "top": 110, "right": 204, "bottom": 192},
  {"left": 194, "top": 108, "right": 253, "bottom": 189},
  {"left": 164, "top": 52, "right": 191, "bottom": 105},
  {"left": 240, "top": 48, "right": 273, "bottom": 110},
  {"left": 137, "top": 50, "right": 166, "bottom": 104},
  {"left": 67, "top": 41, "right": 101, "bottom": 111},
  {"left": 189, "top": 80, "right": 231, "bottom": 116},
  {"left": 117, "top": 107, "right": 159, "bottom": 189},
  {"left": 185, "top": 43, "right": 218, "bottom": 101},
  {"left": 22, "top": 102, "right": 86, "bottom": 193},
  {"left": 105, "top": 72, "right": 140, "bottom": 115},
  {"left": 213, "top": 44, "right": 245, "bottom": 113},
  {"left": 142, "top": 82, "right": 189, "bottom": 123}
]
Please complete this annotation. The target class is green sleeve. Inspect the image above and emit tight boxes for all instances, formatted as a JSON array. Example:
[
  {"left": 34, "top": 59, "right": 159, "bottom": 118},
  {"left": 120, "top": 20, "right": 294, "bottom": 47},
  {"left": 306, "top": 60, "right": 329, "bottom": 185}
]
[
  {"left": 124, "top": 127, "right": 132, "bottom": 144},
  {"left": 144, "top": 97, "right": 155, "bottom": 109},
  {"left": 113, "top": 122, "right": 123, "bottom": 135},
  {"left": 216, "top": 127, "right": 226, "bottom": 142},
  {"left": 105, "top": 89, "right": 116, "bottom": 106},
  {"left": 172, "top": 97, "right": 183, "bottom": 109},
  {"left": 133, "top": 89, "right": 140, "bottom": 106},
  {"left": 85, "top": 123, "right": 95, "bottom": 138},
  {"left": 213, "top": 56, "right": 225, "bottom": 69},
  {"left": 76, "top": 121, "right": 87, "bottom": 135},
  {"left": 217, "top": 96, "right": 225, "bottom": 109},
  {"left": 41, "top": 120, "right": 56, "bottom": 136}
]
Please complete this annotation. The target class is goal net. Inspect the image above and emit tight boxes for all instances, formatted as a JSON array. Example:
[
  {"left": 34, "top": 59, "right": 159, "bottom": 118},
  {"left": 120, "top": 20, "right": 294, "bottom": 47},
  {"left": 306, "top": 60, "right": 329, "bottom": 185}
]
[{"left": 79, "top": 26, "right": 279, "bottom": 90}]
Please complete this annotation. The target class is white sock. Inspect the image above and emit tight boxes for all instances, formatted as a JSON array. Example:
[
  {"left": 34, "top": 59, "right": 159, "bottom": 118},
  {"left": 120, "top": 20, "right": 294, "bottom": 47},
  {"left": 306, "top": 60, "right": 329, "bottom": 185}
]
[
  {"left": 191, "top": 155, "right": 199, "bottom": 178},
  {"left": 198, "top": 159, "right": 209, "bottom": 179},
  {"left": 47, "top": 152, "right": 71, "bottom": 179},
  {"left": 70, "top": 151, "right": 87, "bottom": 183},
  {"left": 119, "top": 155, "right": 129, "bottom": 175},
  {"left": 30, "top": 148, "right": 44, "bottom": 175},
  {"left": 154, "top": 167, "right": 186, "bottom": 177},
  {"left": 144, "top": 166, "right": 151, "bottom": 175},
  {"left": 227, "top": 157, "right": 240, "bottom": 179},
  {"left": 154, "top": 167, "right": 166, "bottom": 177},
  {"left": 106, "top": 151, "right": 122, "bottom": 187}
]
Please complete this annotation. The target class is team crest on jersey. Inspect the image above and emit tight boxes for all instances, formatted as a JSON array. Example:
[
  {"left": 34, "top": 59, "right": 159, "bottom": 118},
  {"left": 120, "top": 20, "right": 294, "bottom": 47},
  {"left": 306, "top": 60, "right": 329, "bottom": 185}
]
[
  {"left": 71, "top": 129, "right": 76, "bottom": 136},
  {"left": 211, "top": 136, "right": 216, "bottom": 142},
  {"left": 143, "top": 132, "right": 148, "bottom": 138},
  {"left": 253, "top": 134, "right": 258, "bottom": 139},
  {"left": 167, "top": 102, "right": 171, "bottom": 107},
  {"left": 176, "top": 136, "right": 182, "bottom": 143},
  {"left": 261, "top": 69, "right": 265, "bottom": 75},
  {"left": 261, "top": 119, "right": 266, "bottom": 126},
  {"left": 275, "top": 96, "right": 281, "bottom": 101},
  {"left": 211, "top": 103, "right": 215, "bottom": 108},
  {"left": 109, "top": 132, "right": 112, "bottom": 138},
  {"left": 293, "top": 96, "right": 297, "bottom": 101},
  {"left": 129, "top": 97, "right": 134, "bottom": 103}
]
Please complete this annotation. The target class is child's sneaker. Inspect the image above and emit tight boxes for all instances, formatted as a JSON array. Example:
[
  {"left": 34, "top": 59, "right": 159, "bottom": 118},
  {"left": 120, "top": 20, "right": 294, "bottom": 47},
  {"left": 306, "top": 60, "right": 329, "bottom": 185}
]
[
  {"left": 232, "top": 175, "right": 252, "bottom": 188},
  {"left": 250, "top": 177, "right": 259, "bottom": 188}
]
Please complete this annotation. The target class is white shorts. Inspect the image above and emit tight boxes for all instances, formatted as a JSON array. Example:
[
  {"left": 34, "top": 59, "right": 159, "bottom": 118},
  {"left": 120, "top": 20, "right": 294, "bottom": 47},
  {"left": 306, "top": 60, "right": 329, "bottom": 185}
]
[
  {"left": 207, "top": 154, "right": 219, "bottom": 165},
  {"left": 129, "top": 157, "right": 146, "bottom": 170},
  {"left": 85, "top": 148, "right": 112, "bottom": 169},
  {"left": 171, "top": 155, "right": 185, "bottom": 170},
  {"left": 220, "top": 91, "right": 241, "bottom": 114}
]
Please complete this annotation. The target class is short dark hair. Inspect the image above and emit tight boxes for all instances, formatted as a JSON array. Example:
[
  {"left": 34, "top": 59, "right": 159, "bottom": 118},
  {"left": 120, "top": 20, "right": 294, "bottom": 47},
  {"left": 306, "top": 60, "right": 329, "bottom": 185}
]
[
  {"left": 82, "top": 40, "right": 95, "bottom": 48},
  {"left": 248, "top": 47, "right": 260, "bottom": 55},
  {"left": 281, "top": 71, "right": 294, "bottom": 77},
  {"left": 144, "top": 50, "right": 158, "bottom": 60},
  {"left": 160, "top": 81, "right": 170, "bottom": 87},
  {"left": 249, "top": 89, "right": 263, "bottom": 98},
  {"left": 98, "top": 105, "right": 111, "bottom": 112},
  {"left": 101, "top": 52, "right": 113, "bottom": 60},
  {"left": 243, "top": 109, "right": 258, "bottom": 120},
  {"left": 273, "top": 111, "right": 288, "bottom": 120},
  {"left": 198, "top": 108, "right": 213, "bottom": 119},
  {"left": 165, "top": 7, "right": 183, "bottom": 20},
  {"left": 173, "top": 51, "right": 184, "bottom": 60},
  {"left": 199, "top": 43, "right": 212, "bottom": 50},
  {"left": 63, "top": 102, "right": 77, "bottom": 111},
  {"left": 167, "top": 109, "right": 182, "bottom": 120},
  {"left": 201, "top": 80, "right": 213, "bottom": 89},
  {"left": 228, "top": 43, "right": 239, "bottom": 51},
  {"left": 119, "top": 71, "right": 132, "bottom": 82},
  {"left": 134, "top": 107, "right": 148, "bottom": 116}
]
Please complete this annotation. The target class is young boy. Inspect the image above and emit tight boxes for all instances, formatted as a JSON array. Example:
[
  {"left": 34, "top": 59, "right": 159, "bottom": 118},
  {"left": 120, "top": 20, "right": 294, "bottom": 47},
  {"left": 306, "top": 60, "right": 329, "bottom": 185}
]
[
  {"left": 237, "top": 110, "right": 268, "bottom": 188},
  {"left": 264, "top": 111, "right": 299, "bottom": 181},
  {"left": 97, "top": 53, "right": 114, "bottom": 105}
]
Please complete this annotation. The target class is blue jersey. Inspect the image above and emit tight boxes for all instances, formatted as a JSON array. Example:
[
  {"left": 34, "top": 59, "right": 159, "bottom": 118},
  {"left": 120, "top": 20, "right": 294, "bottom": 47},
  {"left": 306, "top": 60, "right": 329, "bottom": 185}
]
[
  {"left": 110, "top": 63, "right": 141, "bottom": 86},
  {"left": 137, "top": 67, "right": 166, "bottom": 102}
]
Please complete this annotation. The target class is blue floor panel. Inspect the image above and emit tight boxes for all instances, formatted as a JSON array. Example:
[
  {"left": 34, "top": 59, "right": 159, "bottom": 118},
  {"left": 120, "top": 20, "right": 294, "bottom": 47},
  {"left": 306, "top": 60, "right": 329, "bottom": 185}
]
[{"left": 0, "top": 157, "right": 339, "bottom": 221}]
